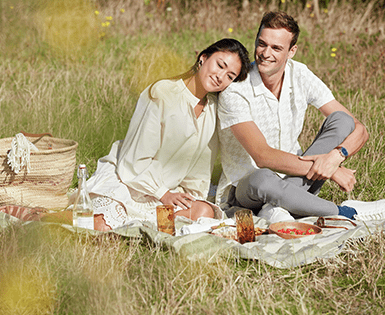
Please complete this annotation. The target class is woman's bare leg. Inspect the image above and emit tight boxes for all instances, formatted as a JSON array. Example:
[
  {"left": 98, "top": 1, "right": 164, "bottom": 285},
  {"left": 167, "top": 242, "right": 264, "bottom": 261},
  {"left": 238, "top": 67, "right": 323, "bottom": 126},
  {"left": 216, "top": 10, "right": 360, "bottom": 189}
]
[
  {"left": 94, "top": 214, "right": 112, "bottom": 231},
  {"left": 174, "top": 200, "right": 214, "bottom": 221}
]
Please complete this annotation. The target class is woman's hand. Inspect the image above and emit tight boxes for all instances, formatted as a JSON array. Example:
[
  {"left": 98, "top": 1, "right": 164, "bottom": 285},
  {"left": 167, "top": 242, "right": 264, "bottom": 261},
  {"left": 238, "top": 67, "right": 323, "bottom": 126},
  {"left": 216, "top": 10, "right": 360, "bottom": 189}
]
[{"left": 160, "top": 191, "right": 196, "bottom": 209}]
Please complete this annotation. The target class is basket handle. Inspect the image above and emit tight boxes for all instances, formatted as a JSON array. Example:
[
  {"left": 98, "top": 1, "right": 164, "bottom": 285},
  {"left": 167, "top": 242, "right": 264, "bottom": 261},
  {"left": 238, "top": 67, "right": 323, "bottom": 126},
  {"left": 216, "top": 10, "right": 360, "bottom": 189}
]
[
  {"left": 21, "top": 131, "right": 53, "bottom": 138},
  {"left": 21, "top": 131, "right": 53, "bottom": 145}
]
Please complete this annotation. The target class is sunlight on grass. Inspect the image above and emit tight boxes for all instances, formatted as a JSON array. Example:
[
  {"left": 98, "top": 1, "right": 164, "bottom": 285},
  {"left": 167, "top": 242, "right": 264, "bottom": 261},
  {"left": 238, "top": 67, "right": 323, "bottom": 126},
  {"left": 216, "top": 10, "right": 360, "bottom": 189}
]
[
  {"left": 35, "top": 0, "right": 102, "bottom": 60},
  {"left": 130, "top": 43, "right": 190, "bottom": 95},
  {"left": 0, "top": 264, "right": 56, "bottom": 314}
]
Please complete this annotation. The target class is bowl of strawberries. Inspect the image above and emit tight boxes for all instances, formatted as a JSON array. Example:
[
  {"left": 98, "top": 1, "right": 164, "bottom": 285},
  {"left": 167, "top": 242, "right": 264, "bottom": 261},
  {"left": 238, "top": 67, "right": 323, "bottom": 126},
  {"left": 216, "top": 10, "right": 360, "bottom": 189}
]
[{"left": 268, "top": 221, "right": 322, "bottom": 239}]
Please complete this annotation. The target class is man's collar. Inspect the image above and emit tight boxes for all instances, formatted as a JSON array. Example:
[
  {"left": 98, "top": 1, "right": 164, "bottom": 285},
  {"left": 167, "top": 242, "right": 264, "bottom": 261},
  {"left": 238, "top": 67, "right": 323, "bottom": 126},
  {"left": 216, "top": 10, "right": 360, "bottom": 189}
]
[
  {"left": 249, "top": 62, "right": 266, "bottom": 96},
  {"left": 250, "top": 61, "right": 294, "bottom": 97}
]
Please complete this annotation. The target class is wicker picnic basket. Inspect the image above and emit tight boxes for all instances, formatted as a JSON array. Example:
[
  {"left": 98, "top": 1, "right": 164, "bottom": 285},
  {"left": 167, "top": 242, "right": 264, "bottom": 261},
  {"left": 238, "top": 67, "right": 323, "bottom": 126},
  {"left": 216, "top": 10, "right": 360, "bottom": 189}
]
[{"left": 0, "top": 133, "right": 78, "bottom": 210}]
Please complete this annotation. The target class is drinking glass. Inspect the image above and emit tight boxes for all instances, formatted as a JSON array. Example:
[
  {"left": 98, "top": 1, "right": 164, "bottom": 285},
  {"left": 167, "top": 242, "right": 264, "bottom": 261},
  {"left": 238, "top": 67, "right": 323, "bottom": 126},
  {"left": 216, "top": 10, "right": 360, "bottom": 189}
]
[
  {"left": 156, "top": 205, "right": 175, "bottom": 235},
  {"left": 235, "top": 209, "right": 255, "bottom": 244}
]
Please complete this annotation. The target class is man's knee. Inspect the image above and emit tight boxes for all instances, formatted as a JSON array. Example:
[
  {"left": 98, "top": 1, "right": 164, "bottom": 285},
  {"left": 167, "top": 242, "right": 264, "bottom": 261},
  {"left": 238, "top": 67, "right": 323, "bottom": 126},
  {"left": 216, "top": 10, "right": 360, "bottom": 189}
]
[{"left": 327, "top": 111, "right": 355, "bottom": 138}]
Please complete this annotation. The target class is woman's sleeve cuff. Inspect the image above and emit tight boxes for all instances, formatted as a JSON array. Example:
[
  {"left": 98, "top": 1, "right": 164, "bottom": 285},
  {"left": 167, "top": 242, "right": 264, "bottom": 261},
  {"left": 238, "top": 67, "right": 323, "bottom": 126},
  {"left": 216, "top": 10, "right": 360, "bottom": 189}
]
[{"left": 154, "top": 186, "right": 169, "bottom": 200}]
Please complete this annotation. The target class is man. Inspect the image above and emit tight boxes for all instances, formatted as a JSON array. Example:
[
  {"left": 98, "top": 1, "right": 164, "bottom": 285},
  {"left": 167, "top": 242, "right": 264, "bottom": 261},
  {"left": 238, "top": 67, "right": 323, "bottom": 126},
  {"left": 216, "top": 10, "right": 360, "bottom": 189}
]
[{"left": 216, "top": 11, "right": 369, "bottom": 222}]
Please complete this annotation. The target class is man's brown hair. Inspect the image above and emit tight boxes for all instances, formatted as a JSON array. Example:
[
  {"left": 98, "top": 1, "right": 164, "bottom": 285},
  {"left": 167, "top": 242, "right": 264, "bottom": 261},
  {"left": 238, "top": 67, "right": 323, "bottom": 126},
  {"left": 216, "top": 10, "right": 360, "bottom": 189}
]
[{"left": 255, "top": 11, "right": 300, "bottom": 50}]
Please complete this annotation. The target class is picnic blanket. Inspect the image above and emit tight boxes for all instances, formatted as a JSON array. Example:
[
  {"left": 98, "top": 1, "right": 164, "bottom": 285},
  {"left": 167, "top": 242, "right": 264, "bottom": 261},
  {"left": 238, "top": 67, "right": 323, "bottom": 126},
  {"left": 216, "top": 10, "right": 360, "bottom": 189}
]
[{"left": 1, "top": 209, "right": 384, "bottom": 269}]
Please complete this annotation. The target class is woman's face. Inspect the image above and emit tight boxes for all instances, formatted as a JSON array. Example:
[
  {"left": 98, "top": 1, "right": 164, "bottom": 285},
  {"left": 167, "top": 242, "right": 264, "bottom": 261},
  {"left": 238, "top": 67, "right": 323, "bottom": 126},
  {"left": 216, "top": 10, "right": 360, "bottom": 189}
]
[{"left": 198, "top": 51, "right": 242, "bottom": 93}]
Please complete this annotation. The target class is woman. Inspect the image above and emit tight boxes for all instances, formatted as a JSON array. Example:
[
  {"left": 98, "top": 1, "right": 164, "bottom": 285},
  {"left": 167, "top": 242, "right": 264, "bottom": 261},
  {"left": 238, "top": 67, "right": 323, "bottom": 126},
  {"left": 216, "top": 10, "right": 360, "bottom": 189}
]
[{"left": 87, "top": 38, "right": 251, "bottom": 231}]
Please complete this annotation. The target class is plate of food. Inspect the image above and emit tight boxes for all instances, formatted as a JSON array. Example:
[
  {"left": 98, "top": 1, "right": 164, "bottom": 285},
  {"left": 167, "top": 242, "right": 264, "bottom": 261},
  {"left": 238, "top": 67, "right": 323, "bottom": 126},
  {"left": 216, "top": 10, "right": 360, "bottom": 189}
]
[{"left": 211, "top": 224, "right": 267, "bottom": 241}]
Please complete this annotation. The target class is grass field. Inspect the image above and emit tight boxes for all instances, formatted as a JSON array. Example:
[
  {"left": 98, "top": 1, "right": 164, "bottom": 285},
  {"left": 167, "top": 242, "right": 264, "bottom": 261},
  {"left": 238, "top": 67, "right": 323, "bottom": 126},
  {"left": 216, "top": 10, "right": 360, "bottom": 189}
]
[{"left": 1, "top": 0, "right": 385, "bottom": 313}]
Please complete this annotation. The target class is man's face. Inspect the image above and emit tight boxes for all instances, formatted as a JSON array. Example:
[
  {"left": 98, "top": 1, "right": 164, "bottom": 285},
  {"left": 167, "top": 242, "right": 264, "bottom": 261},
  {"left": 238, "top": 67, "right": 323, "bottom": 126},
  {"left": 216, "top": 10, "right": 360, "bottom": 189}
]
[{"left": 255, "top": 26, "right": 297, "bottom": 78}]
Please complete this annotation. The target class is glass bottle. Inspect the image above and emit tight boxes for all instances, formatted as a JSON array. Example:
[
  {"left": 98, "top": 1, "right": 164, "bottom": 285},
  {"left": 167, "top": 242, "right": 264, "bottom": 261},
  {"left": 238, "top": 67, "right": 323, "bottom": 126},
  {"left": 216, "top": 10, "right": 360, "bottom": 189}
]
[{"left": 73, "top": 164, "right": 94, "bottom": 230}]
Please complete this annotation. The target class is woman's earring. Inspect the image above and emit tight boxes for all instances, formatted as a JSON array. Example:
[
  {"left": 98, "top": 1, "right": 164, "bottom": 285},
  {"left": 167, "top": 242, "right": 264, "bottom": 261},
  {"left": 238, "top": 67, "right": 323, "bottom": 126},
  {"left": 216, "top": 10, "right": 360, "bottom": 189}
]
[{"left": 198, "top": 60, "right": 202, "bottom": 69}]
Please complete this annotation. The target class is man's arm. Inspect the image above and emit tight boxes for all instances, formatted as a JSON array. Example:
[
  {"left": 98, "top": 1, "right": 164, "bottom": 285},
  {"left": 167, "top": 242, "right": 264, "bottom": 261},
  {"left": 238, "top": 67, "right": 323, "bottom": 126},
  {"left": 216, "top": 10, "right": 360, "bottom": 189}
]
[
  {"left": 231, "top": 99, "right": 364, "bottom": 191},
  {"left": 230, "top": 121, "right": 314, "bottom": 176}
]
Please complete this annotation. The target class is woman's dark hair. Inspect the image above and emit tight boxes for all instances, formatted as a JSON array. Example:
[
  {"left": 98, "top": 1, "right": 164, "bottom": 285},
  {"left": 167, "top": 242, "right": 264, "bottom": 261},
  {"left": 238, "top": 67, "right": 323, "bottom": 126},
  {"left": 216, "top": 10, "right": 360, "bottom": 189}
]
[{"left": 149, "top": 38, "right": 251, "bottom": 98}]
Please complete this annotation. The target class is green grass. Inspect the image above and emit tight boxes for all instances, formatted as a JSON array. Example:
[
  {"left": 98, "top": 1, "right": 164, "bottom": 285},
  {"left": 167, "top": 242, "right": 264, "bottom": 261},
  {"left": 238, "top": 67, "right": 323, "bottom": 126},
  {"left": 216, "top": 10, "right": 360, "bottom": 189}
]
[
  {"left": 1, "top": 0, "right": 385, "bottom": 313},
  {"left": 2, "top": 223, "right": 385, "bottom": 314}
]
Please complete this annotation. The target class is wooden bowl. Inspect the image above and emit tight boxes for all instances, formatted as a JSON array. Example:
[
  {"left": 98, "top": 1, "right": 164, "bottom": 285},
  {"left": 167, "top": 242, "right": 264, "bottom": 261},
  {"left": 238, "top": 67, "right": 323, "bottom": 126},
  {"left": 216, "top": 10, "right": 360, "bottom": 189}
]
[{"left": 268, "top": 221, "right": 322, "bottom": 239}]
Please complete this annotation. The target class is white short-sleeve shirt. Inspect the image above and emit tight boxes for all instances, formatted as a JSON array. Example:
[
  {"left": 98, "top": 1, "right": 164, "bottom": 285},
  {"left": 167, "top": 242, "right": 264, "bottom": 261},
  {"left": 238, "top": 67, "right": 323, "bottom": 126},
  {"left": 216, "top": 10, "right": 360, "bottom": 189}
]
[{"left": 216, "top": 60, "right": 335, "bottom": 205}]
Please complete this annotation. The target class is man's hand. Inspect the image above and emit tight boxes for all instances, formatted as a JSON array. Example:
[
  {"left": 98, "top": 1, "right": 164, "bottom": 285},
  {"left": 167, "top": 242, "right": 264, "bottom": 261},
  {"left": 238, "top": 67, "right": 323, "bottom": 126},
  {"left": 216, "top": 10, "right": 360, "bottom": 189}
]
[
  {"left": 330, "top": 166, "right": 357, "bottom": 192},
  {"left": 299, "top": 149, "right": 345, "bottom": 181},
  {"left": 160, "top": 191, "right": 196, "bottom": 209}
]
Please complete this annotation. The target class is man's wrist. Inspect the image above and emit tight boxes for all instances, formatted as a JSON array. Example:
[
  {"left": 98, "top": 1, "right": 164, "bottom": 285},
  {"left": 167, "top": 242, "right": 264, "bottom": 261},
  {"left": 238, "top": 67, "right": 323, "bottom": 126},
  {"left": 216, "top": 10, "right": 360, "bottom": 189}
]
[
  {"left": 336, "top": 146, "right": 349, "bottom": 161},
  {"left": 331, "top": 148, "right": 346, "bottom": 164},
  {"left": 332, "top": 147, "right": 349, "bottom": 163}
]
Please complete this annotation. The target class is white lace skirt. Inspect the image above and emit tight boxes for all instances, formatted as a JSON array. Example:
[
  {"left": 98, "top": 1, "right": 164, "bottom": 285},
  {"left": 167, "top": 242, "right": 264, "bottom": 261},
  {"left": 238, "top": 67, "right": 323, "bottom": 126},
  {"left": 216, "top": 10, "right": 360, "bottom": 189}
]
[
  {"left": 87, "top": 146, "right": 222, "bottom": 229},
  {"left": 92, "top": 196, "right": 136, "bottom": 229},
  {"left": 92, "top": 194, "right": 222, "bottom": 229}
]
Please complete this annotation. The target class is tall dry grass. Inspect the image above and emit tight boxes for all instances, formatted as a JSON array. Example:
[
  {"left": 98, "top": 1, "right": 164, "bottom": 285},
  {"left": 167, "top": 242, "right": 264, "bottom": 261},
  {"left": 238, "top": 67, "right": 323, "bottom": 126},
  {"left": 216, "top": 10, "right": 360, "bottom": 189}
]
[
  {"left": 1, "top": 222, "right": 385, "bottom": 314},
  {"left": 0, "top": 0, "right": 385, "bottom": 313}
]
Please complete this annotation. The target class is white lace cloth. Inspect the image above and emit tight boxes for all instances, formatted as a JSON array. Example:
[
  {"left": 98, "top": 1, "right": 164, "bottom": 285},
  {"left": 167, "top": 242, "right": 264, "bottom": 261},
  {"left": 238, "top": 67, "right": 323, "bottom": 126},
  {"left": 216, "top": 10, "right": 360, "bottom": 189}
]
[
  {"left": 7, "top": 133, "right": 38, "bottom": 174},
  {"left": 92, "top": 196, "right": 135, "bottom": 229}
]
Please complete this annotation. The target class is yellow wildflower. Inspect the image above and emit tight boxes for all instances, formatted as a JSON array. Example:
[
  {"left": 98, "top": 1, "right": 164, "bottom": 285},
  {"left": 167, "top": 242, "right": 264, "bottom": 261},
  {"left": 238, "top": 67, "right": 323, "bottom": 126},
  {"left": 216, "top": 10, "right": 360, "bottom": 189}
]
[
  {"left": 95, "top": 10, "right": 99, "bottom": 15},
  {"left": 10, "top": 6, "right": 14, "bottom": 9},
  {"left": 228, "top": 28, "right": 233, "bottom": 33},
  {"left": 106, "top": 16, "right": 113, "bottom": 20},
  {"left": 310, "top": 13, "right": 314, "bottom": 17},
  {"left": 120, "top": 8, "right": 125, "bottom": 13},
  {"left": 331, "top": 47, "right": 337, "bottom": 52},
  {"left": 306, "top": 3, "right": 311, "bottom": 8},
  {"left": 324, "top": 9, "right": 328, "bottom": 13},
  {"left": 281, "top": 0, "right": 285, "bottom": 3},
  {"left": 331, "top": 53, "right": 336, "bottom": 57}
]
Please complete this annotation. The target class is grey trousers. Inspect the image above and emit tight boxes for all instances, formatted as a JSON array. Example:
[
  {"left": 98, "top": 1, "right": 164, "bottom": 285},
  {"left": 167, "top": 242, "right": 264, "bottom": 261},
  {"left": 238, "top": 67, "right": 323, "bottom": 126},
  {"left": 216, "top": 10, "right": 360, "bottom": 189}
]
[{"left": 231, "top": 111, "right": 355, "bottom": 217}]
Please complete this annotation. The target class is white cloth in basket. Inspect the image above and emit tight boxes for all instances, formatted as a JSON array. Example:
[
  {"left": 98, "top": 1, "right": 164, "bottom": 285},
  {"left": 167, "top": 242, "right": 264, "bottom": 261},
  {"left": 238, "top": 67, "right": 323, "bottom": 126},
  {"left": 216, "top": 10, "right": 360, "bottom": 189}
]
[{"left": 7, "top": 133, "right": 38, "bottom": 174}]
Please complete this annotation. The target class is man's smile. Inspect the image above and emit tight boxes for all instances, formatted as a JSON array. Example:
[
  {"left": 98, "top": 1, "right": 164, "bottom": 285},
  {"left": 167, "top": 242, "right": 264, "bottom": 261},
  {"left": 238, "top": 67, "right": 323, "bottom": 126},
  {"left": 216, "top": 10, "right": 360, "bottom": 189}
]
[{"left": 258, "top": 56, "right": 273, "bottom": 64}]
